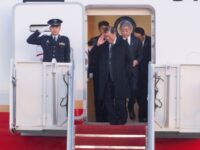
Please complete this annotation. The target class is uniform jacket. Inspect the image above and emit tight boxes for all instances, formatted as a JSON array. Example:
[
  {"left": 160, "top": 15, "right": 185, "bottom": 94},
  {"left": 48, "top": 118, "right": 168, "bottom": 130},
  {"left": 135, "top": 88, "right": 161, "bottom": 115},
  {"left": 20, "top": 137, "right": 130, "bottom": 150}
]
[{"left": 27, "top": 30, "right": 70, "bottom": 62}]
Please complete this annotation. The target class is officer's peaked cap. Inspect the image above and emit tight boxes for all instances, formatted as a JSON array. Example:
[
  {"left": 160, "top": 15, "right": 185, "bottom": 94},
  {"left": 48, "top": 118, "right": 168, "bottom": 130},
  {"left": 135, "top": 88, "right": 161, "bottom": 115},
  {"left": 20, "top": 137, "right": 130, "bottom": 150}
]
[{"left": 48, "top": 19, "right": 63, "bottom": 26}]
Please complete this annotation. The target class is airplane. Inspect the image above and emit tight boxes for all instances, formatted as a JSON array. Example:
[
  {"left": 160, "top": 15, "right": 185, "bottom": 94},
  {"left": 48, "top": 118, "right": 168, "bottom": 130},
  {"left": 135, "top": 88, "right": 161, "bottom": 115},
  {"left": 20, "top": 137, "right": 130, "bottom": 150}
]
[{"left": 0, "top": 0, "right": 200, "bottom": 150}]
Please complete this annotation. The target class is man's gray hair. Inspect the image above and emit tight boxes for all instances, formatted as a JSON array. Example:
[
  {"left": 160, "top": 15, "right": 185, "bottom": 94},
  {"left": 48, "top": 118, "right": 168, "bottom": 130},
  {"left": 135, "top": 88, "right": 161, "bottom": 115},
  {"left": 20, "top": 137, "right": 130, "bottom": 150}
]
[{"left": 119, "top": 20, "right": 133, "bottom": 30}]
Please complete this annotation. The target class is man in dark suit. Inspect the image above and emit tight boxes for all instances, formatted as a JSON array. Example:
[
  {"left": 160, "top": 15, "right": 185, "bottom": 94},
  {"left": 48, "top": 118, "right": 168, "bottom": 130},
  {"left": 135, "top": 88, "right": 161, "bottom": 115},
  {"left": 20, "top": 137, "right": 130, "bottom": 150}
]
[
  {"left": 93, "top": 27, "right": 131, "bottom": 125},
  {"left": 88, "top": 20, "right": 109, "bottom": 51},
  {"left": 27, "top": 18, "right": 70, "bottom": 62},
  {"left": 134, "top": 27, "right": 151, "bottom": 122},
  {"left": 119, "top": 20, "right": 143, "bottom": 120},
  {"left": 87, "top": 21, "right": 109, "bottom": 122}
]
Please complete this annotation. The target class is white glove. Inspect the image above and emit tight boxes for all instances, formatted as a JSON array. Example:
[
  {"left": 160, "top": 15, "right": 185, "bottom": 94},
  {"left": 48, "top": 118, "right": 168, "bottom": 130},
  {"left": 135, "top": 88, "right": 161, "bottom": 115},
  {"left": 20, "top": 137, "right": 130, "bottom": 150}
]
[
  {"left": 89, "top": 73, "right": 93, "bottom": 78},
  {"left": 39, "top": 26, "right": 49, "bottom": 33}
]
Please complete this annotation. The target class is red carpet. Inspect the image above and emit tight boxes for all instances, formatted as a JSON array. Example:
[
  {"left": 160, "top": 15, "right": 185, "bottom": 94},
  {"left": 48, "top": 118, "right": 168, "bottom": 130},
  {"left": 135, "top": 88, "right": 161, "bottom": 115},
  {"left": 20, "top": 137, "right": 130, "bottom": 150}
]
[
  {"left": 75, "top": 124, "right": 146, "bottom": 149},
  {"left": 0, "top": 113, "right": 66, "bottom": 150},
  {"left": 1, "top": 112, "right": 200, "bottom": 150},
  {"left": 156, "top": 138, "right": 200, "bottom": 150},
  {"left": 75, "top": 124, "right": 146, "bottom": 135}
]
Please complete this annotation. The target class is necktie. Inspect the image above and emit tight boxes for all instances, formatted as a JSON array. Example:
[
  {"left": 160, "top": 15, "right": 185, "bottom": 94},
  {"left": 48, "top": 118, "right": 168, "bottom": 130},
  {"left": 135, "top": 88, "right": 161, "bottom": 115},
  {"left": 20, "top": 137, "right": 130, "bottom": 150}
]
[
  {"left": 109, "top": 44, "right": 112, "bottom": 61},
  {"left": 126, "top": 38, "right": 130, "bottom": 46},
  {"left": 53, "top": 36, "right": 57, "bottom": 42},
  {"left": 109, "top": 44, "right": 113, "bottom": 81}
]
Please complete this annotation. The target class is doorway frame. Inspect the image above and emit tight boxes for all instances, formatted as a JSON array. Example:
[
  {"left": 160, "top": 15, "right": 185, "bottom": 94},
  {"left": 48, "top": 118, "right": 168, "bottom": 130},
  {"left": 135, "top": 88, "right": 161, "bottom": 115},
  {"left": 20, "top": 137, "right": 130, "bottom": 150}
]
[{"left": 85, "top": 5, "right": 156, "bottom": 122}]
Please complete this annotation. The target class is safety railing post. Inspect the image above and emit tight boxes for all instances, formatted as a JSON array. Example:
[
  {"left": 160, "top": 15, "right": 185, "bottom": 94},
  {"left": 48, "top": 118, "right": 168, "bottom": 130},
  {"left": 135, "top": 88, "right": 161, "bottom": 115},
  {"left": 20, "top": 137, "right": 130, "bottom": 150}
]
[
  {"left": 147, "top": 63, "right": 155, "bottom": 150},
  {"left": 67, "top": 64, "right": 74, "bottom": 150}
]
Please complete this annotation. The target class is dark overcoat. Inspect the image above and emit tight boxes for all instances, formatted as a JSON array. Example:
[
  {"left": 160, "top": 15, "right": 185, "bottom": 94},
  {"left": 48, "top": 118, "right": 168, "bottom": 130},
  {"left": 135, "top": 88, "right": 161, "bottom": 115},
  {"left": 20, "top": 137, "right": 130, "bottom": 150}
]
[
  {"left": 140, "top": 35, "right": 151, "bottom": 73},
  {"left": 93, "top": 37, "right": 132, "bottom": 99}
]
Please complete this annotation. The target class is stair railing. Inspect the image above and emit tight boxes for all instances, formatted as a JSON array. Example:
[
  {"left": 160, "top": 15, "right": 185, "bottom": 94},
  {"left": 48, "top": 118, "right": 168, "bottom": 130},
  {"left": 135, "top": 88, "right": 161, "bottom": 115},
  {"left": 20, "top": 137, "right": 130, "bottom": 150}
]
[
  {"left": 67, "top": 48, "right": 75, "bottom": 150},
  {"left": 147, "top": 63, "right": 155, "bottom": 150}
]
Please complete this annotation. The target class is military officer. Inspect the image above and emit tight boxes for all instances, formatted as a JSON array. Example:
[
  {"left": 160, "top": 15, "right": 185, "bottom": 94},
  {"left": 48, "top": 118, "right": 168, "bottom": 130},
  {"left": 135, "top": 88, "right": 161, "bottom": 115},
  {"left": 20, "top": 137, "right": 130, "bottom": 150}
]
[{"left": 27, "top": 18, "right": 70, "bottom": 62}]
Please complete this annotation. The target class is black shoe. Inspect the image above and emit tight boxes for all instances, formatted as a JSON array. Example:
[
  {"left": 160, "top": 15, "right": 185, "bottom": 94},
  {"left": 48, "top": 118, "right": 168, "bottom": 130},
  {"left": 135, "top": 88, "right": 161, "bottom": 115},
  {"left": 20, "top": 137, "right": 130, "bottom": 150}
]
[
  {"left": 139, "top": 117, "right": 147, "bottom": 123},
  {"left": 110, "top": 120, "right": 127, "bottom": 125},
  {"left": 110, "top": 120, "right": 118, "bottom": 125},
  {"left": 129, "top": 112, "right": 136, "bottom": 120},
  {"left": 117, "top": 120, "right": 127, "bottom": 125}
]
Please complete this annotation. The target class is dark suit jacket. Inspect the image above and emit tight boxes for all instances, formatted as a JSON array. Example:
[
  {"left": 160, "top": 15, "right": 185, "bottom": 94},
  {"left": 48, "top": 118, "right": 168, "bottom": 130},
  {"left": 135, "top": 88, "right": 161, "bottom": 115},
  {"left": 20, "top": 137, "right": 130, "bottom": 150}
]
[
  {"left": 93, "top": 37, "right": 132, "bottom": 99},
  {"left": 88, "top": 35, "right": 100, "bottom": 75},
  {"left": 140, "top": 35, "right": 151, "bottom": 73},
  {"left": 129, "top": 34, "right": 143, "bottom": 64},
  {"left": 121, "top": 35, "right": 142, "bottom": 80},
  {"left": 27, "top": 30, "right": 70, "bottom": 62}
]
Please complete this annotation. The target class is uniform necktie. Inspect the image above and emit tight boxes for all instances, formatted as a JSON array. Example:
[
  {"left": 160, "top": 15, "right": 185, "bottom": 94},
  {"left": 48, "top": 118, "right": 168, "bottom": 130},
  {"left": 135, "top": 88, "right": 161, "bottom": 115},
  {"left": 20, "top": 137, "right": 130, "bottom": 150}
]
[{"left": 53, "top": 36, "right": 57, "bottom": 42}]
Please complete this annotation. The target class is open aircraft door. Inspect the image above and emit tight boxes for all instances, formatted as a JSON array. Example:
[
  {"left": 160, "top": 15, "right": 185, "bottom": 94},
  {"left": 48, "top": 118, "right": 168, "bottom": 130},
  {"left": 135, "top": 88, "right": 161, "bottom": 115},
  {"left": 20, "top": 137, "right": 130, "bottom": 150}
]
[{"left": 9, "top": 2, "right": 86, "bottom": 135}]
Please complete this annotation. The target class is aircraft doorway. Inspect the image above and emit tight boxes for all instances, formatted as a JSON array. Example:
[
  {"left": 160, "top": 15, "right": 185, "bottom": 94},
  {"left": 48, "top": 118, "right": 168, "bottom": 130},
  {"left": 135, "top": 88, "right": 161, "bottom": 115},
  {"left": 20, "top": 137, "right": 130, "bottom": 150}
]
[{"left": 86, "top": 6, "right": 155, "bottom": 123}]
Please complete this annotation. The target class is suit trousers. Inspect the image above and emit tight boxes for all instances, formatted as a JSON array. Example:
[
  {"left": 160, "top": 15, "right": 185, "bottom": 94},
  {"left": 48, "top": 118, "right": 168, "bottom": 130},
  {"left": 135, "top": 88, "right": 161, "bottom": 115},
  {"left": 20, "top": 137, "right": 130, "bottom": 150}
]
[
  {"left": 138, "top": 70, "right": 148, "bottom": 122},
  {"left": 104, "top": 75, "right": 127, "bottom": 125},
  {"left": 94, "top": 73, "right": 108, "bottom": 122},
  {"left": 128, "top": 68, "right": 139, "bottom": 113}
]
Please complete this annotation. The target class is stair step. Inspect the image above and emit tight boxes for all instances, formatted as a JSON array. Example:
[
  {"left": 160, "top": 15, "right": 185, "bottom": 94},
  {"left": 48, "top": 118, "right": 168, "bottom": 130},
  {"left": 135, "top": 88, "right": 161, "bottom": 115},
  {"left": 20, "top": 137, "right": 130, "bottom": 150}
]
[
  {"left": 75, "top": 124, "right": 146, "bottom": 135},
  {"left": 75, "top": 145, "right": 146, "bottom": 150},
  {"left": 75, "top": 134, "right": 145, "bottom": 138},
  {"left": 75, "top": 124, "right": 147, "bottom": 149},
  {"left": 75, "top": 136, "right": 146, "bottom": 146}
]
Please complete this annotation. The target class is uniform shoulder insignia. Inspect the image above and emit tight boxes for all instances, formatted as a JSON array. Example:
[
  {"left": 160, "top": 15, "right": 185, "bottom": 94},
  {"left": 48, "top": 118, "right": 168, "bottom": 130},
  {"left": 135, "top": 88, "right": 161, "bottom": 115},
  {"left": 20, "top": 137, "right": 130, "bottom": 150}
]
[{"left": 60, "top": 35, "right": 68, "bottom": 39}]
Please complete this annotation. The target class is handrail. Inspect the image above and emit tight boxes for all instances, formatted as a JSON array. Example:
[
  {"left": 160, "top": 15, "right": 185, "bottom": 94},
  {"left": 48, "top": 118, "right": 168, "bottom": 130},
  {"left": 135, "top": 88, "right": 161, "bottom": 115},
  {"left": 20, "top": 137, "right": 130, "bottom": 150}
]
[
  {"left": 147, "top": 63, "right": 155, "bottom": 150},
  {"left": 52, "top": 58, "right": 57, "bottom": 125},
  {"left": 67, "top": 48, "right": 75, "bottom": 150}
]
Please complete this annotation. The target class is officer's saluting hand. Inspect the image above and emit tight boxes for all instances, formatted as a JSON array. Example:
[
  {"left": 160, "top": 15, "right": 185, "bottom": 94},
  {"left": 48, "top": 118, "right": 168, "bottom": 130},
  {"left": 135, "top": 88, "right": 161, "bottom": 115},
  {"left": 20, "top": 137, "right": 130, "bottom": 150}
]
[{"left": 27, "top": 18, "right": 70, "bottom": 63}]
